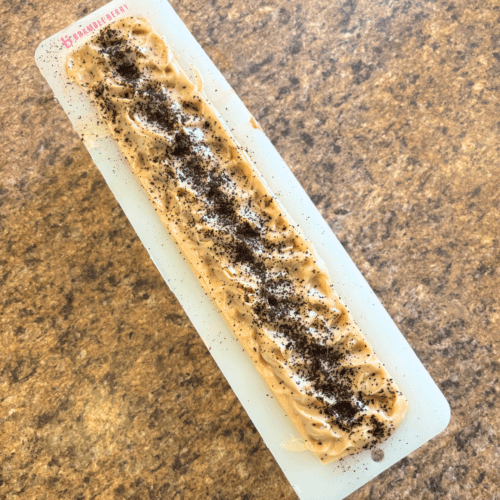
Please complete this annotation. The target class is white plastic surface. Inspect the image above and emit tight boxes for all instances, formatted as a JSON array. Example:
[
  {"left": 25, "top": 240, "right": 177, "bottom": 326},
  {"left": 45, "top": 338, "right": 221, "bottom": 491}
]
[{"left": 35, "top": 1, "right": 450, "bottom": 498}]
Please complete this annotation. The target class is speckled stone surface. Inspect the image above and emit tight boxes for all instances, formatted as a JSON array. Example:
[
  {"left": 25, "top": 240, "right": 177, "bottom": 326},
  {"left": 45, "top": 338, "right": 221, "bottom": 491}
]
[{"left": 1, "top": 0, "right": 499, "bottom": 498}]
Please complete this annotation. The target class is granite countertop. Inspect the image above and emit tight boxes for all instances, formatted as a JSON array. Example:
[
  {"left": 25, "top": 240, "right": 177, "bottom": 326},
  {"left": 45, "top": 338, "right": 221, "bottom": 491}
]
[{"left": 1, "top": 0, "right": 499, "bottom": 498}]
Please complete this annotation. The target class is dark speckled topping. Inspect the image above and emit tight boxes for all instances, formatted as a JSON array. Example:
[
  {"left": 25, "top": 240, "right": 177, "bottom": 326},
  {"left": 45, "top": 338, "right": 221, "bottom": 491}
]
[{"left": 66, "top": 19, "right": 407, "bottom": 462}]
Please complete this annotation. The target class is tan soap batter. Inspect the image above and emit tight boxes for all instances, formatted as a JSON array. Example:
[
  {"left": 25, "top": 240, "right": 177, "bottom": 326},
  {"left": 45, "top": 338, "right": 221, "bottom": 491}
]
[{"left": 66, "top": 17, "right": 408, "bottom": 463}]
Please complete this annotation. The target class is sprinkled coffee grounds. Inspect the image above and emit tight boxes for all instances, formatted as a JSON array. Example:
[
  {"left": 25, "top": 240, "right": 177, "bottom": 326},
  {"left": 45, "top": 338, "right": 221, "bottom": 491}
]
[{"left": 66, "top": 17, "right": 408, "bottom": 463}]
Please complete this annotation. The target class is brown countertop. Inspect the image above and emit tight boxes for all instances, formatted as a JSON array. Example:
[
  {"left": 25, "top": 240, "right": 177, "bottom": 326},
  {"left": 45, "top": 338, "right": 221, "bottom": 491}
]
[{"left": 1, "top": 0, "right": 499, "bottom": 498}]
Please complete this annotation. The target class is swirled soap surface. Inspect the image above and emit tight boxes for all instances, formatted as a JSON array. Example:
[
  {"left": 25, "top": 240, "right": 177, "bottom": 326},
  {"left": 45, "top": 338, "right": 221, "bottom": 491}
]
[{"left": 66, "top": 17, "right": 408, "bottom": 463}]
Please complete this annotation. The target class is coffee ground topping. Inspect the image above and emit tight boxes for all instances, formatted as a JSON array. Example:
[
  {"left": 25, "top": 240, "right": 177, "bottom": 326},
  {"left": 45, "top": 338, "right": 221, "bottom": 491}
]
[{"left": 66, "top": 19, "right": 407, "bottom": 462}]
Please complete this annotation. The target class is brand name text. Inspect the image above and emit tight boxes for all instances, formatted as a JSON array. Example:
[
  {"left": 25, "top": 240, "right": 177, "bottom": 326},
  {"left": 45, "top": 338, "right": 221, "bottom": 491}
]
[{"left": 61, "top": 4, "right": 129, "bottom": 48}]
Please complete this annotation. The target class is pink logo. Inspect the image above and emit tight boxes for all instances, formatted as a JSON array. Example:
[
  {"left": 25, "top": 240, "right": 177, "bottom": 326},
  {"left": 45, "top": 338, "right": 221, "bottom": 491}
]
[
  {"left": 61, "top": 35, "right": 73, "bottom": 48},
  {"left": 62, "top": 4, "right": 129, "bottom": 48}
]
